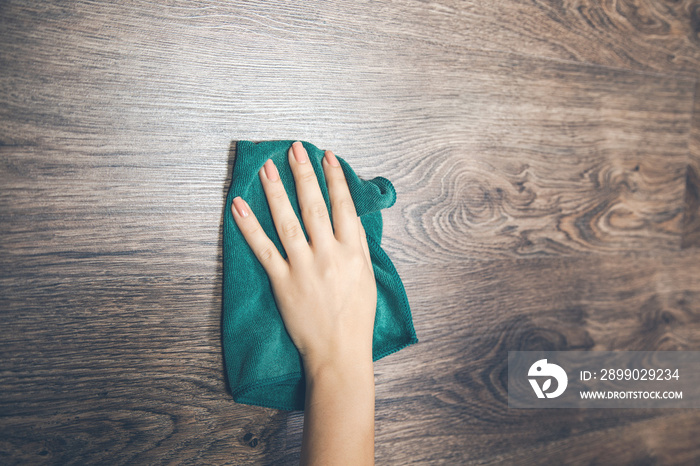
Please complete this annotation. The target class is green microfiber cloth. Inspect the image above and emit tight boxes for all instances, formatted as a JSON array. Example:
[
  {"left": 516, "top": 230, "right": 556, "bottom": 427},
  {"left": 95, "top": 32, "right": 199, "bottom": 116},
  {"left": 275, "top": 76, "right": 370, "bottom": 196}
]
[{"left": 223, "top": 140, "right": 418, "bottom": 411}]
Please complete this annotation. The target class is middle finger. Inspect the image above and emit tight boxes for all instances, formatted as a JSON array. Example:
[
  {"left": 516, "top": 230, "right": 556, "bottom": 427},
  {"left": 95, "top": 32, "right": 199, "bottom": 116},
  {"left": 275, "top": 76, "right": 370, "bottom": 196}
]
[
  {"left": 287, "top": 141, "right": 335, "bottom": 249},
  {"left": 259, "top": 158, "right": 311, "bottom": 263}
]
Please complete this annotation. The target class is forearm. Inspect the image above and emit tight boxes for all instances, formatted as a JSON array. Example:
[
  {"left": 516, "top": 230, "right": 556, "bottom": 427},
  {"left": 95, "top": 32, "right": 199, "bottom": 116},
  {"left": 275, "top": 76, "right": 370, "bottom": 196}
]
[{"left": 301, "top": 354, "right": 375, "bottom": 466}]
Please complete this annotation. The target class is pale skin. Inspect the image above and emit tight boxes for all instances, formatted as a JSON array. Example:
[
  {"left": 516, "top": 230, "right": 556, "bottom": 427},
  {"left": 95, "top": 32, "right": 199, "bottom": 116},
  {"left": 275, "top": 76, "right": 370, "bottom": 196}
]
[{"left": 231, "top": 141, "right": 376, "bottom": 466}]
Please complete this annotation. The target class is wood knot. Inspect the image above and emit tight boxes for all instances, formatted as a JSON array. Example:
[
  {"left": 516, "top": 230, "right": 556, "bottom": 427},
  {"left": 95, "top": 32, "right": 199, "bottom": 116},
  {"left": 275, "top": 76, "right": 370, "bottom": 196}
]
[{"left": 242, "top": 432, "right": 259, "bottom": 447}]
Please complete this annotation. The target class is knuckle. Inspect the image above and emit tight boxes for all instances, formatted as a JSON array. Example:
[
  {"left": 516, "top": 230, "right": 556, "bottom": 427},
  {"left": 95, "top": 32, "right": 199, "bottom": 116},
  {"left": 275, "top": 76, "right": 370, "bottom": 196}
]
[
  {"left": 257, "top": 246, "right": 275, "bottom": 264},
  {"left": 331, "top": 169, "right": 347, "bottom": 182},
  {"left": 244, "top": 223, "right": 263, "bottom": 237},
  {"left": 269, "top": 188, "right": 288, "bottom": 202},
  {"left": 333, "top": 197, "right": 355, "bottom": 213},
  {"left": 282, "top": 219, "right": 302, "bottom": 238},
  {"left": 304, "top": 202, "right": 329, "bottom": 220},
  {"left": 299, "top": 169, "right": 317, "bottom": 184}
]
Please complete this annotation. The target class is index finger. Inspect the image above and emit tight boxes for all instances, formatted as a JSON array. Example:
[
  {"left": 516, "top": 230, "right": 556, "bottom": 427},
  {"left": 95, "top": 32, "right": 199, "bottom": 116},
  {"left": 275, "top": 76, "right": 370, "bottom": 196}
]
[
  {"left": 231, "top": 196, "right": 289, "bottom": 280},
  {"left": 322, "top": 150, "right": 359, "bottom": 244}
]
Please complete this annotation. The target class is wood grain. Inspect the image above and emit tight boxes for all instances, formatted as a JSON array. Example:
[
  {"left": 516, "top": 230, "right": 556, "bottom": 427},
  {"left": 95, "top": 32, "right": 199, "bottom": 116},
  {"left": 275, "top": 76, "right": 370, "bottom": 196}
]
[
  {"left": 0, "top": 273, "right": 289, "bottom": 464},
  {"left": 384, "top": 0, "right": 700, "bottom": 75},
  {"left": 2, "top": 21, "right": 694, "bottom": 265},
  {"left": 378, "top": 53, "right": 694, "bottom": 262},
  {"left": 2, "top": 0, "right": 700, "bottom": 464},
  {"left": 378, "top": 251, "right": 700, "bottom": 464}
]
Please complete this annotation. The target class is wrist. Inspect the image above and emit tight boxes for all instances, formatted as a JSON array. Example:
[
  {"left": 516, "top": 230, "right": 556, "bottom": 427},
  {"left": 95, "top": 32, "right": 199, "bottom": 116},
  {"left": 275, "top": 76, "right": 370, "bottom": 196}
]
[{"left": 302, "top": 348, "right": 374, "bottom": 381}]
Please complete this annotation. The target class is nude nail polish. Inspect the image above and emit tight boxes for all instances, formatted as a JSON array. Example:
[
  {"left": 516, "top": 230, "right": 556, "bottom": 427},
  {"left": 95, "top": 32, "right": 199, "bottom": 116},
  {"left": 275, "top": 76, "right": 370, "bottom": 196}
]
[
  {"left": 263, "top": 159, "right": 279, "bottom": 181},
  {"left": 292, "top": 141, "right": 307, "bottom": 163},
  {"left": 232, "top": 196, "right": 248, "bottom": 218},
  {"left": 325, "top": 150, "right": 340, "bottom": 167}
]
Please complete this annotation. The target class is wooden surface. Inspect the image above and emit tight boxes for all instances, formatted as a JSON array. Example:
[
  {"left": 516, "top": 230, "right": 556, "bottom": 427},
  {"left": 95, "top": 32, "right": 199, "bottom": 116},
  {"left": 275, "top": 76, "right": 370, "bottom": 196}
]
[{"left": 2, "top": 0, "right": 700, "bottom": 464}]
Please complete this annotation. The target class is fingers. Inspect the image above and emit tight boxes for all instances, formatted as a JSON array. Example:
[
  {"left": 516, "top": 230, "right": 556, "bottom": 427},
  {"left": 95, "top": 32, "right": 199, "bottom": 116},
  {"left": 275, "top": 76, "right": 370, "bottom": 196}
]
[
  {"left": 235, "top": 143, "right": 362, "bottom": 274},
  {"left": 322, "top": 150, "right": 360, "bottom": 244},
  {"left": 287, "top": 142, "right": 334, "bottom": 249},
  {"left": 258, "top": 158, "right": 312, "bottom": 264},
  {"left": 231, "top": 196, "right": 288, "bottom": 279}
]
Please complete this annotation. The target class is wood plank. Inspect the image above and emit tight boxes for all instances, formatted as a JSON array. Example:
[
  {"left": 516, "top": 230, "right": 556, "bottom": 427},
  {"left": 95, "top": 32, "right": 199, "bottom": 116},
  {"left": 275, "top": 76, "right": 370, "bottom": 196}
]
[
  {"left": 0, "top": 0, "right": 700, "bottom": 255},
  {"left": 401, "top": 253, "right": 700, "bottom": 348},
  {"left": 387, "top": 250, "right": 700, "bottom": 464},
  {"left": 2, "top": 48, "right": 693, "bottom": 266},
  {"left": 0, "top": 276, "right": 290, "bottom": 464},
  {"left": 379, "top": 52, "right": 693, "bottom": 261},
  {"left": 2, "top": 0, "right": 697, "bottom": 82},
  {"left": 381, "top": 0, "right": 700, "bottom": 76}
]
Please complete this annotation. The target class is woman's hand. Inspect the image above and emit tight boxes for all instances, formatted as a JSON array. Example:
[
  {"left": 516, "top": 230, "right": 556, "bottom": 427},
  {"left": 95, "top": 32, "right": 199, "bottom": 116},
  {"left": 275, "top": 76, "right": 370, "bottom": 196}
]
[{"left": 230, "top": 141, "right": 377, "bottom": 371}]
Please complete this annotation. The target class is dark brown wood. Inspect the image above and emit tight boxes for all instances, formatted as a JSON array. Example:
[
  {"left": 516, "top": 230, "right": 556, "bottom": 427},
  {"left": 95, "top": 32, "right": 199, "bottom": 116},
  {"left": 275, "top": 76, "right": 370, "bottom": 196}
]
[
  {"left": 377, "top": 251, "right": 700, "bottom": 464},
  {"left": 392, "top": 0, "right": 700, "bottom": 76},
  {"left": 2, "top": 0, "right": 700, "bottom": 464},
  {"left": 378, "top": 53, "right": 693, "bottom": 261}
]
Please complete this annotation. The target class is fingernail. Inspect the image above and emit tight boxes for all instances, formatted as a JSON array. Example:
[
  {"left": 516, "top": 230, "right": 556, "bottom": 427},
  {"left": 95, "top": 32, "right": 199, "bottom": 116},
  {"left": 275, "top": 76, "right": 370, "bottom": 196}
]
[
  {"left": 263, "top": 159, "right": 279, "bottom": 181},
  {"left": 325, "top": 150, "right": 340, "bottom": 167},
  {"left": 232, "top": 196, "right": 248, "bottom": 218},
  {"left": 292, "top": 141, "right": 307, "bottom": 164}
]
